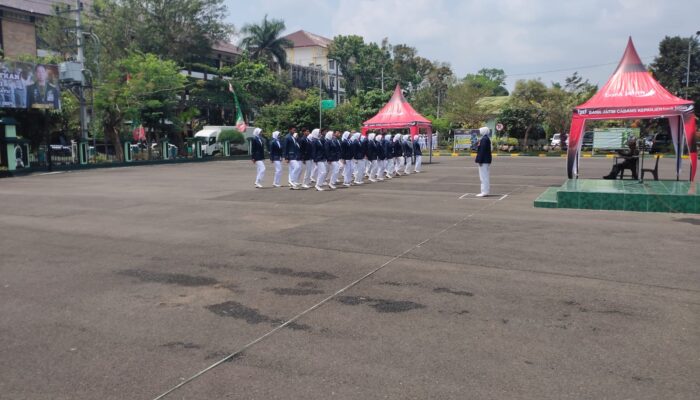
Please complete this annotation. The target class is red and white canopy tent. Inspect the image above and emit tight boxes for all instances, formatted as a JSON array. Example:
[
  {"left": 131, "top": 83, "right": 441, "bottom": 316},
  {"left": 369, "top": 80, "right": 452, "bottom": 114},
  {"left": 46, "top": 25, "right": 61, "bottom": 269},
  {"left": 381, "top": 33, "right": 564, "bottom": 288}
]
[
  {"left": 567, "top": 38, "right": 697, "bottom": 181},
  {"left": 362, "top": 84, "right": 433, "bottom": 137}
]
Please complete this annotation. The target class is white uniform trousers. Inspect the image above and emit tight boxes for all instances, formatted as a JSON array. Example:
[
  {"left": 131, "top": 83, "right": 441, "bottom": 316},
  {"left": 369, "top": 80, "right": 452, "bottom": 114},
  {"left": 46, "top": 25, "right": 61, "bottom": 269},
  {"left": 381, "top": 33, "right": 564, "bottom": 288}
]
[
  {"left": 329, "top": 161, "right": 340, "bottom": 185},
  {"left": 290, "top": 160, "right": 302, "bottom": 184},
  {"left": 272, "top": 160, "right": 282, "bottom": 186},
  {"left": 311, "top": 163, "right": 318, "bottom": 182},
  {"left": 395, "top": 157, "right": 404, "bottom": 174},
  {"left": 255, "top": 160, "right": 266, "bottom": 185},
  {"left": 303, "top": 160, "right": 313, "bottom": 186},
  {"left": 354, "top": 160, "right": 365, "bottom": 183},
  {"left": 414, "top": 155, "right": 422, "bottom": 172},
  {"left": 343, "top": 159, "right": 353, "bottom": 184},
  {"left": 315, "top": 162, "right": 328, "bottom": 188},
  {"left": 369, "top": 160, "right": 378, "bottom": 180},
  {"left": 478, "top": 163, "right": 490, "bottom": 195},
  {"left": 404, "top": 157, "right": 412, "bottom": 174},
  {"left": 385, "top": 158, "right": 394, "bottom": 176}
]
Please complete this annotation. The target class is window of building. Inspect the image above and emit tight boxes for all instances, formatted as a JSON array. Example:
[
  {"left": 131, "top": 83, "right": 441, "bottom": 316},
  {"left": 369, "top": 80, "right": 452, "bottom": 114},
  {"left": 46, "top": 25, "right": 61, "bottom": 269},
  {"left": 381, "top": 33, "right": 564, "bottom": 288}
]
[{"left": 329, "top": 59, "right": 335, "bottom": 71}]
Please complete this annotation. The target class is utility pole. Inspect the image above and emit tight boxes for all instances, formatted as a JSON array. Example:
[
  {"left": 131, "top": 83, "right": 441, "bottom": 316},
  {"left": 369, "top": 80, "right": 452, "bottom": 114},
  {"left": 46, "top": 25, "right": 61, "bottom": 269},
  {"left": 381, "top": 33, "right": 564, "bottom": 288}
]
[
  {"left": 318, "top": 64, "right": 323, "bottom": 129},
  {"left": 75, "top": 0, "right": 88, "bottom": 139}
]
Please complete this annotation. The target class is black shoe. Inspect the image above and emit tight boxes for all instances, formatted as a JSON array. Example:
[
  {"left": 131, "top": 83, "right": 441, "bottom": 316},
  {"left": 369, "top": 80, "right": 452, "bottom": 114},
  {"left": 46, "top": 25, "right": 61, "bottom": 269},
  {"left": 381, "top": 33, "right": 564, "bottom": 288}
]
[{"left": 603, "top": 175, "right": 616, "bottom": 180}]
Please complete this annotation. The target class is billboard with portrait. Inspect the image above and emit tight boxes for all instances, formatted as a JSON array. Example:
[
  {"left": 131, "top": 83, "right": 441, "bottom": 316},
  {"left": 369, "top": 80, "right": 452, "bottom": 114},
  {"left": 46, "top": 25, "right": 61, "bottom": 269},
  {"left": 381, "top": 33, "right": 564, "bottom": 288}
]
[{"left": 0, "top": 61, "right": 61, "bottom": 110}]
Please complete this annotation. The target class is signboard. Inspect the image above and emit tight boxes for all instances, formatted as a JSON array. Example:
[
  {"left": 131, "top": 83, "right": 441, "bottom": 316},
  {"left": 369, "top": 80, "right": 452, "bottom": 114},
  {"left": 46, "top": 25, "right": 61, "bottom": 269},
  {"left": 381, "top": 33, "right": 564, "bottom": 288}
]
[
  {"left": 592, "top": 127, "right": 639, "bottom": 149},
  {"left": 321, "top": 99, "right": 336, "bottom": 110},
  {"left": 0, "top": 61, "right": 61, "bottom": 110},
  {"left": 453, "top": 129, "right": 479, "bottom": 151}
]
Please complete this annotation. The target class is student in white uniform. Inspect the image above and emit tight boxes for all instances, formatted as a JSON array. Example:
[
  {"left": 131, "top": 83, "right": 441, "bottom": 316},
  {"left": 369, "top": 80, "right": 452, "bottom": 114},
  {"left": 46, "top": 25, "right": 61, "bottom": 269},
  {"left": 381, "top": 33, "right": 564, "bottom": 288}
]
[
  {"left": 269, "top": 131, "right": 283, "bottom": 187},
  {"left": 251, "top": 128, "right": 266, "bottom": 188}
]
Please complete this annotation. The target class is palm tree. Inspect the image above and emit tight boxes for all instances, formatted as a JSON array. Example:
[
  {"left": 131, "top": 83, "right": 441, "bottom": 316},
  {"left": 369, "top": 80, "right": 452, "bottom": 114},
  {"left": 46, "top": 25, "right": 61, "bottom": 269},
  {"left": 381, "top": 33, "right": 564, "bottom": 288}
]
[{"left": 240, "top": 15, "right": 293, "bottom": 69}]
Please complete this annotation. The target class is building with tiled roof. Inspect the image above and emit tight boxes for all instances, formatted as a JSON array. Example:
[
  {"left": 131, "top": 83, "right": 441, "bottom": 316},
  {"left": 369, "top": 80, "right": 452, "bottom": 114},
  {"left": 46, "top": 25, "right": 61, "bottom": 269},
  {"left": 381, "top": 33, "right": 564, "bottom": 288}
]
[{"left": 281, "top": 30, "right": 345, "bottom": 103}]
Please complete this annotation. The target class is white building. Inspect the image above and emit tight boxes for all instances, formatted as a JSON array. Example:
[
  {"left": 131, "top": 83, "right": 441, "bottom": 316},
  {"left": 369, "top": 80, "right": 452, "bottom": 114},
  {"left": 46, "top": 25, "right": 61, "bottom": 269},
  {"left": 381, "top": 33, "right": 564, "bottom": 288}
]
[{"left": 282, "top": 30, "right": 345, "bottom": 103}]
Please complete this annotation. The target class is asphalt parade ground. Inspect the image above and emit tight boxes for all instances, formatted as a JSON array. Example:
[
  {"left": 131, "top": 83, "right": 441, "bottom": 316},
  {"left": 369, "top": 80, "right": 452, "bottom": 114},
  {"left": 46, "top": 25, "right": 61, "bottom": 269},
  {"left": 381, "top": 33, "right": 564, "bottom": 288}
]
[{"left": 1, "top": 157, "right": 698, "bottom": 400}]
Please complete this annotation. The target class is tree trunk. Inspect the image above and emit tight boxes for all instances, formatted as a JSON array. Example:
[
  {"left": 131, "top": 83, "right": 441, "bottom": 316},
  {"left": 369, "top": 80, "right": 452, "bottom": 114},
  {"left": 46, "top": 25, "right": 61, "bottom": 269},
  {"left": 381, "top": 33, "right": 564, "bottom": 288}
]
[
  {"left": 523, "top": 125, "right": 533, "bottom": 151},
  {"left": 110, "top": 126, "right": 123, "bottom": 162}
]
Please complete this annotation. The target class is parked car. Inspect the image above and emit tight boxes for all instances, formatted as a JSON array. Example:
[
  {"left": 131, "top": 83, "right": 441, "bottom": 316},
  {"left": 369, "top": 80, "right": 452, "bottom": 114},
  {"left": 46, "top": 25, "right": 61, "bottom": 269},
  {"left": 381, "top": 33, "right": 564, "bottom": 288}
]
[
  {"left": 646, "top": 132, "right": 673, "bottom": 153},
  {"left": 550, "top": 133, "right": 569, "bottom": 148},
  {"left": 550, "top": 133, "right": 562, "bottom": 147},
  {"left": 582, "top": 131, "right": 594, "bottom": 148}
]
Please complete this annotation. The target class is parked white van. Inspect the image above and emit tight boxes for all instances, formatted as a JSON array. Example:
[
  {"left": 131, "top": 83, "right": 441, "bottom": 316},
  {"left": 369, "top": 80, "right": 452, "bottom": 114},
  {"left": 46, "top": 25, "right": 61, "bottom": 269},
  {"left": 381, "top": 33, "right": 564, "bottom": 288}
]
[{"left": 194, "top": 126, "right": 227, "bottom": 156}]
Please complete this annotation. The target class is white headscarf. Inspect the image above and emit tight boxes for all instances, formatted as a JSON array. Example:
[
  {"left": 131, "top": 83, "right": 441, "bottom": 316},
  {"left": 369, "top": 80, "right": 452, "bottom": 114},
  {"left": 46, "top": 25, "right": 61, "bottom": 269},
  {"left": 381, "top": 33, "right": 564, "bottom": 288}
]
[
  {"left": 479, "top": 127, "right": 491, "bottom": 137},
  {"left": 310, "top": 128, "right": 320, "bottom": 140},
  {"left": 393, "top": 134, "right": 401, "bottom": 142},
  {"left": 253, "top": 128, "right": 262, "bottom": 137},
  {"left": 403, "top": 134, "right": 409, "bottom": 141},
  {"left": 272, "top": 131, "right": 280, "bottom": 139},
  {"left": 342, "top": 131, "right": 350, "bottom": 140},
  {"left": 351, "top": 133, "right": 360, "bottom": 141},
  {"left": 325, "top": 131, "right": 334, "bottom": 140},
  {"left": 385, "top": 134, "right": 392, "bottom": 141},
  {"left": 376, "top": 134, "right": 383, "bottom": 141},
  {"left": 368, "top": 133, "right": 376, "bottom": 141}
]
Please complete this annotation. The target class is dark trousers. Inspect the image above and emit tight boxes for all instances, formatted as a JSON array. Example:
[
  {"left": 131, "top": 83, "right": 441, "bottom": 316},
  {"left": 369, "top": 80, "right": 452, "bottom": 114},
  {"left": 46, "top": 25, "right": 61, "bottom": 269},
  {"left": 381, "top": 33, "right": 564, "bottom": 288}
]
[{"left": 606, "top": 158, "right": 637, "bottom": 179}]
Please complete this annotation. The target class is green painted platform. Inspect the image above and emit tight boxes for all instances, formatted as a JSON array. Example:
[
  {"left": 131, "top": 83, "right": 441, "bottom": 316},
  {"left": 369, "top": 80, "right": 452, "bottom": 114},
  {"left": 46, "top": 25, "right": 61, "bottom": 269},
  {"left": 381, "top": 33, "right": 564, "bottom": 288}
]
[{"left": 534, "top": 179, "right": 700, "bottom": 213}]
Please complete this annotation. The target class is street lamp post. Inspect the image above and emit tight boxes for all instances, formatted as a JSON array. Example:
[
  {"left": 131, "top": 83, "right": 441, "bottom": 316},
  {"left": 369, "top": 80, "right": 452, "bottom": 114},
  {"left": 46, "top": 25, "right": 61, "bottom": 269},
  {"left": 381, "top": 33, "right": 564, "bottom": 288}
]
[
  {"left": 686, "top": 31, "right": 700, "bottom": 99},
  {"left": 318, "top": 64, "right": 323, "bottom": 129}
]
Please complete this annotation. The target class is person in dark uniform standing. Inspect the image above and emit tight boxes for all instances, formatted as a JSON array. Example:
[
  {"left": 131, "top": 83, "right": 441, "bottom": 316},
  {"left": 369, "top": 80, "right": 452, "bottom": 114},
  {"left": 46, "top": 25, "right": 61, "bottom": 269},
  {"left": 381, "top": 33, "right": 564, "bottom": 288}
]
[
  {"left": 269, "top": 131, "right": 283, "bottom": 187},
  {"left": 310, "top": 129, "right": 327, "bottom": 191},
  {"left": 402, "top": 134, "right": 413, "bottom": 175},
  {"left": 300, "top": 128, "right": 313, "bottom": 189},
  {"left": 393, "top": 134, "right": 403, "bottom": 176},
  {"left": 341, "top": 131, "right": 353, "bottom": 187},
  {"left": 475, "top": 127, "right": 492, "bottom": 197},
  {"left": 352, "top": 132, "right": 364, "bottom": 185},
  {"left": 284, "top": 129, "right": 302, "bottom": 189},
  {"left": 325, "top": 131, "right": 341, "bottom": 189},
  {"left": 366, "top": 133, "right": 378, "bottom": 182},
  {"left": 251, "top": 128, "right": 266, "bottom": 188},
  {"left": 413, "top": 135, "right": 423, "bottom": 173},
  {"left": 375, "top": 134, "right": 386, "bottom": 181},
  {"left": 383, "top": 134, "right": 394, "bottom": 179}
]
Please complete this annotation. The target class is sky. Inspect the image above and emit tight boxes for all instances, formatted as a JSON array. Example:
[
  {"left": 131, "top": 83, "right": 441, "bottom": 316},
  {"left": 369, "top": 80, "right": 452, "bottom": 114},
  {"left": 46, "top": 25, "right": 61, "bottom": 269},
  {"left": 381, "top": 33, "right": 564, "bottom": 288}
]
[{"left": 224, "top": 0, "right": 700, "bottom": 91}]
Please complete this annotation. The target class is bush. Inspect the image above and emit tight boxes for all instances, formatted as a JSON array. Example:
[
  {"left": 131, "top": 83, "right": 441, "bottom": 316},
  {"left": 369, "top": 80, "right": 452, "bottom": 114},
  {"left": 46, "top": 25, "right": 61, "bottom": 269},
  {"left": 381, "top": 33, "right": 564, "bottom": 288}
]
[{"left": 219, "top": 128, "right": 245, "bottom": 144}]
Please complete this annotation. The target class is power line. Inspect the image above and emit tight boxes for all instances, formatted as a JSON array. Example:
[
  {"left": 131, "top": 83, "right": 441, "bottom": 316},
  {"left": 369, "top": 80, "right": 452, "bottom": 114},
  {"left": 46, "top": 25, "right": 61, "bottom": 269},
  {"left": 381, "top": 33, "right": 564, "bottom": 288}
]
[{"left": 508, "top": 55, "right": 655, "bottom": 78}]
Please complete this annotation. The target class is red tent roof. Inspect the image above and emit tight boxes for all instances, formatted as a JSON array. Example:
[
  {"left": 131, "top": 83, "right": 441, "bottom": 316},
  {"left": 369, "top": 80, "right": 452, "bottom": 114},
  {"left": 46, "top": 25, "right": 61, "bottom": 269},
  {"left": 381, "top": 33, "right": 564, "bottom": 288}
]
[
  {"left": 363, "top": 85, "right": 432, "bottom": 128},
  {"left": 577, "top": 37, "right": 693, "bottom": 110}
]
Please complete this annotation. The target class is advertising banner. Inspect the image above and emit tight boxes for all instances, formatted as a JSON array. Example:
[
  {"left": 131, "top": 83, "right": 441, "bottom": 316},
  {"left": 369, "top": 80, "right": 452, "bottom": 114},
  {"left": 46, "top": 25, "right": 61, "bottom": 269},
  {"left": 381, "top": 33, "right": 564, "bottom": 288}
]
[
  {"left": 592, "top": 127, "right": 639, "bottom": 149},
  {"left": 453, "top": 129, "right": 479, "bottom": 151},
  {"left": 0, "top": 61, "right": 61, "bottom": 110}
]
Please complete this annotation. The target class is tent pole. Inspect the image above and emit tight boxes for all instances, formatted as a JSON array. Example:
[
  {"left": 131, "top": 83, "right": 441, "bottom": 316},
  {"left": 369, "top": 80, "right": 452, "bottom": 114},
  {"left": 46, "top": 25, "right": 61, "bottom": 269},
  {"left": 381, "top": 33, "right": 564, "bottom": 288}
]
[{"left": 676, "top": 117, "right": 682, "bottom": 181}]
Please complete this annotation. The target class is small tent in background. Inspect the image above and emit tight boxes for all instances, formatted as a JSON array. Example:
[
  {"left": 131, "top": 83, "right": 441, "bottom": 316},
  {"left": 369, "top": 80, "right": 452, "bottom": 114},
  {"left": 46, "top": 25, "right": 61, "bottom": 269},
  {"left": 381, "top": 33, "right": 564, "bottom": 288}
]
[
  {"left": 362, "top": 84, "right": 433, "bottom": 138},
  {"left": 566, "top": 37, "right": 697, "bottom": 181}
]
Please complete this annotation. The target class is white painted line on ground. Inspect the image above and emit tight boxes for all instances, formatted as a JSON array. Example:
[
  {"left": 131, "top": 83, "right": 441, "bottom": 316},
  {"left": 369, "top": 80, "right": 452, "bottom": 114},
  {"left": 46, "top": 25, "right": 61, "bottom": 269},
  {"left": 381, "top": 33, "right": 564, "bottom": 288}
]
[{"left": 151, "top": 185, "right": 525, "bottom": 400}]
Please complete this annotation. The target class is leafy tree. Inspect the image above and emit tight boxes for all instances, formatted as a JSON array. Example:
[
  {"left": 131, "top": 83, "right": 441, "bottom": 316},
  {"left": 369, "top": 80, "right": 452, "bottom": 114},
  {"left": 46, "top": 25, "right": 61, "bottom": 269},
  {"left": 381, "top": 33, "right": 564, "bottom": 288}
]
[
  {"left": 240, "top": 15, "right": 293, "bottom": 69},
  {"left": 506, "top": 79, "right": 548, "bottom": 145},
  {"left": 650, "top": 35, "right": 700, "bottom": 108},
  {"left": 91, "top": 0, "right": 233, "bottom": 64},
  {"left": 464, "top": 68, "right": 509, "bottom": 96},
  {"left": 94, "top": 52, "right": 185, "bottom": 161},
  {"left": 444, "top": 81, "right": 491, "bottom": 128},
  {"left": 328, "top": 35, "right": 391, "bottom": 96}
]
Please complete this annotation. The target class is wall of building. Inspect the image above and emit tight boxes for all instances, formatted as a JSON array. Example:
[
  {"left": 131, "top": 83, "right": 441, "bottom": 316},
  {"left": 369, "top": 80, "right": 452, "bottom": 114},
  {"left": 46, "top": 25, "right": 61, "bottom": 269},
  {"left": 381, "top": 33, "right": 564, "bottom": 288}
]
[{"left": 1, "top": 19, "right": 37, "bottom": 58}]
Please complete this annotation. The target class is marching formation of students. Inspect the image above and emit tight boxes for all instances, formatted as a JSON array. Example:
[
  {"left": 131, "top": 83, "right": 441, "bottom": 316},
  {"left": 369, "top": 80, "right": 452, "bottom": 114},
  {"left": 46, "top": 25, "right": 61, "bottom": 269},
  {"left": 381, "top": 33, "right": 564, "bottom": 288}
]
[{"left": 251, "top": 127, "right": 423, "bottom": 190}]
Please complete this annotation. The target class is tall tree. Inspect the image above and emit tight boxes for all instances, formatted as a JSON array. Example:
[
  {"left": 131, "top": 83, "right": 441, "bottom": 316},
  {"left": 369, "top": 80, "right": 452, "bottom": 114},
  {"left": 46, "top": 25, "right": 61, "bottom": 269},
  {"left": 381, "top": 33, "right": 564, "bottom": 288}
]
[
  {"left": 91, "top": 0, "right": 233, "bottom": 64},
  {"left": 505, "top": 79, "right": 548, "bottom": 145},
  {"left": 94, "top": 53, "right": 185, "bottom": 161},
  {"left": 464, "top": 68, "right": 509, "bottom": 96},
  {"left": 650, "top": 35, "right": 700, "bottom": 107},
  {"left": 240, "top": 15, "right": 293, "bottom": 69}
]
